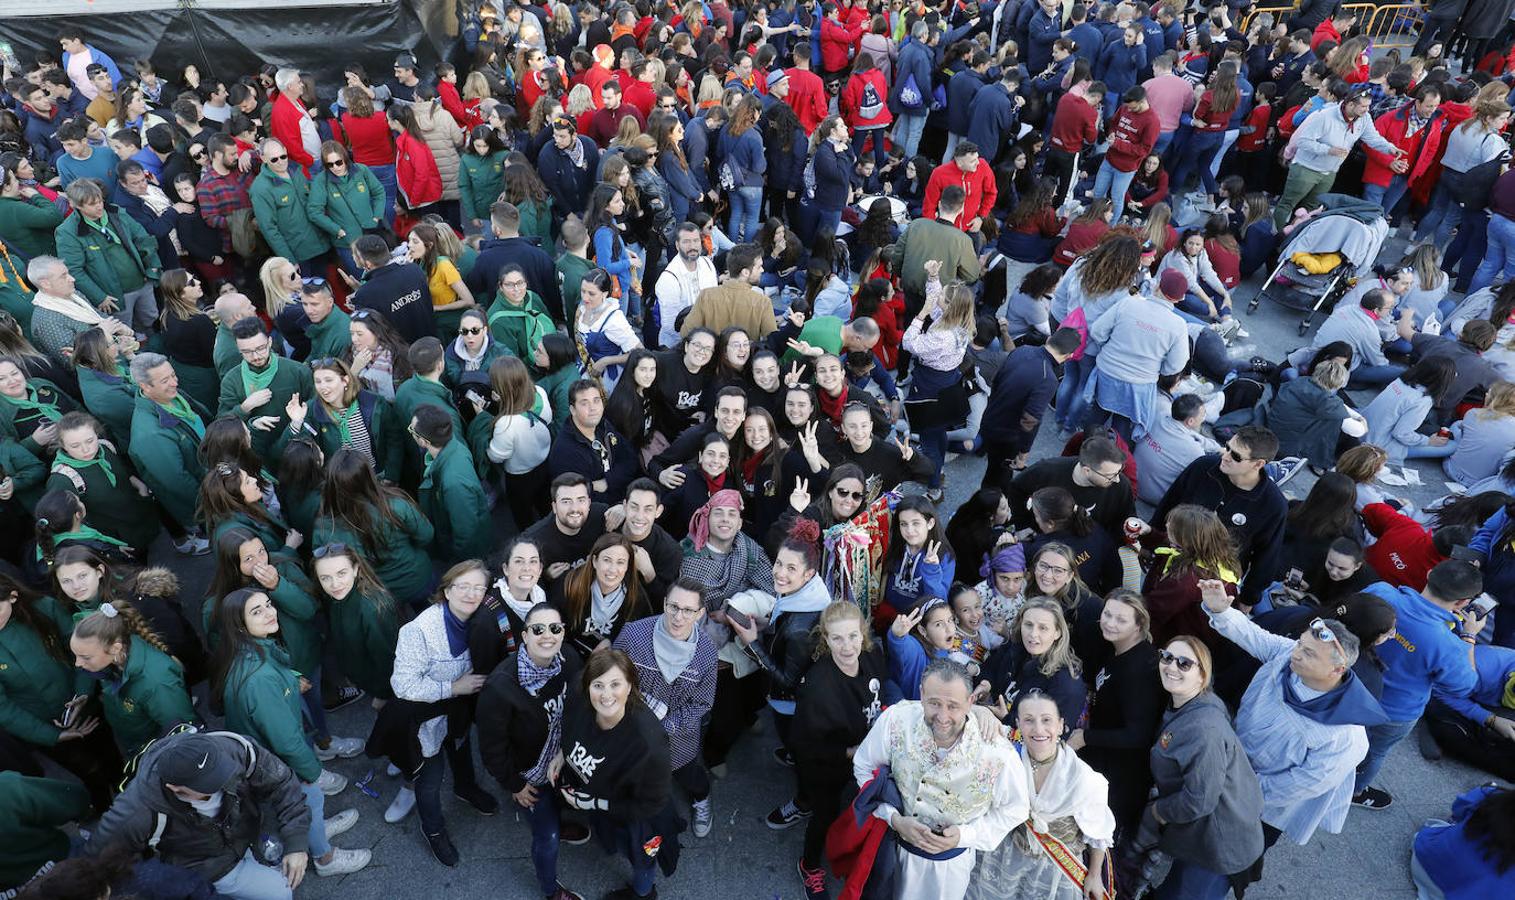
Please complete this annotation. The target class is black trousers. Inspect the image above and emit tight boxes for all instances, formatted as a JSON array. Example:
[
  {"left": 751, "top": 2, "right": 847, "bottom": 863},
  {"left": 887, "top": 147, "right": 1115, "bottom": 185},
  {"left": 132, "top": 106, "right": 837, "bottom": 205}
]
[
  {"left": 701, "top": 666, "right": 769, "bottom": 768},
  {"left": 1425, "top": 699, "right": 1515, "bottom": 782},
  {"left": 672, "top": 759, "right": 711, "bottom": 803},
  {"left": 1043, "top": 147, "right": 1079, "bottom": 203},
  {"left": 796, "top": 759, "right": 854, "bottom": 869}
]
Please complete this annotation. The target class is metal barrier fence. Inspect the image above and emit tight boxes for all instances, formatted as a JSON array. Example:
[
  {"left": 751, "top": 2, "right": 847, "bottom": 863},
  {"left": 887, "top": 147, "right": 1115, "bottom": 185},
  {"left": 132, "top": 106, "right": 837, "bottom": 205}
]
[{"left": 1241, "top": 3, "right": 1422, "bottom": 49}]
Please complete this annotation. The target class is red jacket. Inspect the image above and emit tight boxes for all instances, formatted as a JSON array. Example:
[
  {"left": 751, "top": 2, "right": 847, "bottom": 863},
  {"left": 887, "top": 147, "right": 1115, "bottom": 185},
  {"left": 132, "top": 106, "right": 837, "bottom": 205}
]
[
  {"left": 1205, "top": 238, "right": 1240, "bottom": 289},
  {"left": 622, "top": 78, "right": 657, "bottom": 118},
  {"left": 1049, "top": 92, "right": 1099, "bottom": 153},
  {"left": 1362, "top": 101, "right": 1449, "bottom": 189},
  {"left": 438, "top": 81, "right": 483, "bottom": 130},
  {"left": 1363, "top": 502, "right": 1444, "bottom": 590},
  {"left": 840, "top": 69, "right": 893, "bottom": 130},
  {"left": 270, "top": 92, "right": 316, "bottom": 175},
  {"left": 922, "top": 160, "right": 997, "bottom": 229},
  {"left": 583, "top": 65, "right": 613, "bottom": 107},
  {"left": 1236, "top": 102, "right": 1271, "bottom": 152},
  {"left": 338, "top": 111, "right": 394, "bottom": 167},
  {"left": 1054, "top": 220, "right": 1110, "bottom": 266},
  {"left": 785, "top": 67, "right": 829, "bottom": 134},
  {"left": 1310, "top": 20, "right": 1341, "bottom": 53},
  {"left": 394, "top": 131, "right": 442, "bottom": 209},
  {"left": 820, "top": 18, "right": 862, "bottom": 72},
  {"left": 1105, "top": 105, "right": 1160, "bottom": 172}
]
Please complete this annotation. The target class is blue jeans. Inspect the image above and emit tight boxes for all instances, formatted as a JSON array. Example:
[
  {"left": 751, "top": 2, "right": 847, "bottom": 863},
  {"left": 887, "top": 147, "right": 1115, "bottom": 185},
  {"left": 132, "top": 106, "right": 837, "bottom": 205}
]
[
  {"left": 300, "top": 664, "right": 330, "bottom": 742},
  {"left": 853, "top": 127, "right": 887, "bottom": 167},
  {"left": 1055, "top": 354, "right": 1095, "bottom": 430},
  {"left": 1177, "top": 292, "right": 1230, "bottom": 323},
  {"left": 729, "top": 185, "right": 763, "bottom": 243},
  {"left": 1355, "top": 718, "right": 1419, "bottom": 792},
  {"left": 610, "top": 821, "right": 659, "bottom": 895},
  {"left": 301, "top": 781, "right": 331, "bottom": 859},
  {"left": 816, "top": 206, "right": 844, "bottom": 240},
  {"left": 524, "top": 791, "right": 562, "bottom": 895},
  {"left": 1363, "top": 176, "right": 1411, "bottom": 220},
  {"left": 212, "top": 849, "right": 294, "bottom": 900},
  {"left": 1406, "top": 421, "right": 1461, "bottom": 460},
  {"left": 1414, "top": 171, "right": 1465, "bottom": 247},
  {"left": 368, "top": 163, "right": 398, "bottom": 225},
  {"left": 1171, "top": 130, "right": 1224, "bottom": 196},
  {"left": 1210, "top": 129, "right": 1240, "bottom": 180},
  {"left": 1348, "top": 363, "right": 1406, "bottom": 389},
  {"left": 1155, "top": 858, "right": 1234, "bottom": 900},
  {"left": 415, "top": 735, "right": 479, "bottom": 834},
  {"left": 892, "top": 113, "right": 927, "bottom": 159},
  {"left": 1093, "top": 161, "right": 1137, "bottom": 214},
  {"left": 1152, "top": 130, "right": 1176, "bottom": 157},
  {"left": 1470, "top": 212, "right": 1515, "bottom": 295}
]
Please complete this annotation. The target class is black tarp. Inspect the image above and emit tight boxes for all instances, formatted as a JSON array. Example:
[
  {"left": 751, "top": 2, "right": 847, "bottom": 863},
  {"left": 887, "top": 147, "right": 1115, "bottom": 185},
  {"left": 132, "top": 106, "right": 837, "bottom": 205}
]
[{"left": 0, "top": 1, "right": 458, "bottom": 103}]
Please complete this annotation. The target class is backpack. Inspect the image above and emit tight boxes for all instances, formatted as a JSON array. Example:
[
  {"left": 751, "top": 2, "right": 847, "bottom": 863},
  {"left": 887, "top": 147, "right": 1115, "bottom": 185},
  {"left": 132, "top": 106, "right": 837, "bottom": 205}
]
[
  {"left": 898, "top": 71, "right": 925, "bottom": 111},
  {"left": 858, "top": 79, "right": 884, "bottom": 119}
]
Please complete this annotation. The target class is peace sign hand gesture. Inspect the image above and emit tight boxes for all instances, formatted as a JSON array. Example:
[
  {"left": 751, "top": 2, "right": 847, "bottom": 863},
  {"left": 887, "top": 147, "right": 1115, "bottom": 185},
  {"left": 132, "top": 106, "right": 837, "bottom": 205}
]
[
  {"left": 891, "top": 604, "right": 925, "bottom": 638},
  {"left": 784, "top": 361, "right": 805, "bottom": 388},
  {"left": 923, "top": 540, "right": 941, "bottom": 565},
  {"left": 893, "top": 432, "right": 914, "bottom": 461},
  {"left": 790, "top": 477, "right": 811, "bottom": 513}
]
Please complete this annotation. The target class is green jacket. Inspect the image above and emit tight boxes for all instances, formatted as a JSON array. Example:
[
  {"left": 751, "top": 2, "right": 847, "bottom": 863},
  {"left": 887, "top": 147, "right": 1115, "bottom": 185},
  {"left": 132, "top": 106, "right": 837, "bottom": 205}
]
[
  {"left": 0, "top": 438, "right": 47, "bottom": 514},
  {"left": 485, "top": 289, "right": 553, "bottom": 360},
  {"left": 535, "top": 365, "right": 576, "bottom": 432},
  {"left": 307, "top": 164, "right": 384, "bottom": 246},
  {"left": 200, "top": 554, "right": 320, "bottom": 677},
  {"left": 77, "top": 366, "right": 137, "bottom": 449},
  {"left": 284, "top": 389, "right": 402, "bottom": 483},
  {"left": 0, "top": 271, "right": 33, "bottom": 332},
  {"left": 326, "top": 589, "right": 400, "bottom": 700},
  {"left": 216, "top": 355, "right": 314, "bottom": 458},
  {"left": 54, "top": 206, "right": 162, "bottom": 306},
  {"left": 281, "top": 487, "right": 320, "bottom": 542},
  {"left": 222, "top": 640, "right": 322, "bottom": 782},
  {"left": 213, "top": 325, "right": 240, "bottom": 379},
  {"left": 420, "top": 438, "right": 493, "bottom": 563},
  {"left": 128, "top": 393, "right": 210, "bottom": 530},
  {"left": 304, "top": 308, "right": 352, "bottom": 361},
  {"left": 443, "top": 335, "right": 512, "bottom": 388},
  {"left": 393, "top": 375, "right": 464, "bottom": 490},
  {"left": 556, "top": 251, "right": 593, "bottom": 326},
  {"left": 458, "top": 150, "right": 507, "bottom": 223},
  {"left": 249, "top": 166, "right": 331, "bottom": 263},
  {"left": 46, "top": 442, "right": 160, "bottom": 554},
  {"left": 0, "top": 595, "right": 74, "bottom": 747},
  {"left": 209, "top": 508, "right": 290, "bottom": 556},
  {"left": 0, "top": 771, "right": 91, "bottom": 889},
  {"left": 519, "top": 197, "right": 553, "bottom": 247},
  {"left": 0, "top": 194, "right": 64, "bottom": 259},
  {"left": 96, "top": 634, "right": 197, "bottom": 758},
  {"left": 0, "top": 378, "right": 77, "bottom": 457},
  {"left": 315, "top": 496, "right": 435, "bottom": 605}
]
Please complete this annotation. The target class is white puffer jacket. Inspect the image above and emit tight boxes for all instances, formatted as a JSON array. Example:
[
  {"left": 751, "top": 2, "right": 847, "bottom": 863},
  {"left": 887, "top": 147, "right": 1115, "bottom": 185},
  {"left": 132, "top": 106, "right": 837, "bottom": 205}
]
[{"left": 412, "top": 99, "right": 464, "bottom": 201}]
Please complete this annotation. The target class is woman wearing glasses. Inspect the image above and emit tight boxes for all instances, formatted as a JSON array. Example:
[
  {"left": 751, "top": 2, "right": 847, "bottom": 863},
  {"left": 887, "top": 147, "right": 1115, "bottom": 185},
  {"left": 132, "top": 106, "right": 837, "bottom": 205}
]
[
  {"left": 284, "top": 357, "right": 403, "bottom": 481},
  {"left": 312, "top": 542, "right": 400, "bottom": 705},
  {"left": 1138, "top": 635, "right": 1264, "bottom": 900},
  {"left": 307, "top": 140, "right": 386, "bottom": 277},
  {"left": 156, "top": 268, "right": 221, "bottom": 412},
  {"left": 1026, "top": 542, "right": 1108, "bottom": 667},
  {"left": 257, "top": 256, "right": 312, "bottom": 361},
  {"left": 380, "top": 559, "right": 499, "bottom": 865},
  {"left": 476, "top": 602, "right": 586, "bottom": 900}
]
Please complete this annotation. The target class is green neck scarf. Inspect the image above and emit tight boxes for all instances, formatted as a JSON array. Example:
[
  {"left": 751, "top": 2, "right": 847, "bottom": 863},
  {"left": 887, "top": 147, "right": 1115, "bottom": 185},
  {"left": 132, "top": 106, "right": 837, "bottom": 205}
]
[
  {"left": 58, "top": 449, "right": 116, "bottom": 486},
  {"left": 1, "top": 385, "right": 62, "bottom": 422},
  {"left": 333, "top": 400, "right": 360, "bottom": 445},
  {"left": 529, "top": 387, "right": 547, "bottom": 420},
  {"left": 38, "top": 524, "right": 130, "bottom": 561},
  {"left": 159, "top": 394, "right": 206, "bottom": 439},
  {"left": 240, "top": 355, "right": 280, "bottom": 397}
]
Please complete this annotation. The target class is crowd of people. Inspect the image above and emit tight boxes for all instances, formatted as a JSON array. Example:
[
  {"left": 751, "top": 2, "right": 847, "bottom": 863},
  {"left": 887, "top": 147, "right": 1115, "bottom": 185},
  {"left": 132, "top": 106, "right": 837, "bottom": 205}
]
[{"left": 2, "top": 1, "right": 1515, "bottom": 899}]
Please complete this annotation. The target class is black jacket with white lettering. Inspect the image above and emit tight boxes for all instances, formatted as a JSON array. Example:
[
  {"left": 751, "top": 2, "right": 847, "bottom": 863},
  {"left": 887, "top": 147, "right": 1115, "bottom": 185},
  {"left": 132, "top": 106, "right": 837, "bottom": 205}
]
[
  {"left": 558, "top": 700, "right": 671, "bottom": 822},
  {"left": 352, "top": 260, "right": 435, "bottom": 343},
  {"left": 476, "top": 647, "right": 584, "bottom": 795}
]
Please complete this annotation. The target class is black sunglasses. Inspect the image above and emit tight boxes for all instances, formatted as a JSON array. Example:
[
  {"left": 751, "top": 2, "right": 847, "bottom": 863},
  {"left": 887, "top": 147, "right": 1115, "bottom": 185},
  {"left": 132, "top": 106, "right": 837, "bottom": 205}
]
[
  {"left": 527, "top": 622, "right": 565, "bottom": 635},
  {"left": 459, "top": 326, "right": 485, "bottom": 336},
  {"left": 832, "top": 487, "right": 864, "bottom": 501},
  {"left": 264, "top": 153, "right": 288, "bottom": 163},
  {"left": 1158, "top": 649, "right": 1198, "bottom": 672}
]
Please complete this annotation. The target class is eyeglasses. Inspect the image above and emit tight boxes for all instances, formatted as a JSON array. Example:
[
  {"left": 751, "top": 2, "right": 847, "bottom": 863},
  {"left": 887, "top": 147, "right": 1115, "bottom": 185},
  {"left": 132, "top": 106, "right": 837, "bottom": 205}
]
[
  {"left": 238, "top": 342, "right": 272, "bottom": 357},
  {"left": 1084, "top": 465, "right": 1122, "bottom": 485},
  {"left": 501, "top": 279, "right": 527, "bottom": 289},
  {"left": 459, "top": 326, "right": 485, "bottom": 336},
  {"left": 312, "top": 542, "right": 350, "bottom": 559},
  {"left": 832, "top": 487, "right": 864, "bottom": 501},
  {"left": 687, "top": 342, "right": 715, "bottom": 354},
  {"left": 264, "top": 153, "right": 288, "bottom": 163},
  {"left": 1035, "top": 560, "right": 1070, "bottom": 577},
  {"left": 214, "top": 462, "right": 237, "bottom": 477},
  {"left": 352, "top": 309, "right": 375, "bottom": 320},
  {"left": 1158, "top": 649, "right": 1199, "bottom": 672},
  {"left": 527, "top": 622, "right": 565, "bottom": 635},
  {"left": 449, "top": 583, "right": 487, "bottom": 597},
  {"left": 590, "top": 438, "right": 610, "bottom": 471},
  {"left": 665, "top": 602, "right": 704, "bottom": 619}
]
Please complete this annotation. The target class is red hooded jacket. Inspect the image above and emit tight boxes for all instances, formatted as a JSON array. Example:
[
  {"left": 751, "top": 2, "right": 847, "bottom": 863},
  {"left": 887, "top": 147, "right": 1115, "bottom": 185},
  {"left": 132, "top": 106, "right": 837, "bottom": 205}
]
[
  {"left": 820, "top": 17, "right": 862, "bottom": 72},
  {"left": 840, "top": 69, "right": 894, "bottom": 130},
  {"left": 1362, "top": 101, "right": 1449, "bottom": 189},
  {"left": 922, "top": 159, "right": 997, "bottom": 229}
]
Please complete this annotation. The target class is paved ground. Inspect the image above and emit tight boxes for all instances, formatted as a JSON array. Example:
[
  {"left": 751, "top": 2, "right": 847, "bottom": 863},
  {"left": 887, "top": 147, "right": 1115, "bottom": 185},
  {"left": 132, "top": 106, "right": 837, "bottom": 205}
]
[{"left": 125, "top": 226, "right": 1500, "bottom": 899}]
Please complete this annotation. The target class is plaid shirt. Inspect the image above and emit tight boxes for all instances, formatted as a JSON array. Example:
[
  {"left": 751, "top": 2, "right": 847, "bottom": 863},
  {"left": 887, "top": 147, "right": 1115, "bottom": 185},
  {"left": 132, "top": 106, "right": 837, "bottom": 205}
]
[{"left": 194, "top": 166, "right": 253, "bottom": 246}]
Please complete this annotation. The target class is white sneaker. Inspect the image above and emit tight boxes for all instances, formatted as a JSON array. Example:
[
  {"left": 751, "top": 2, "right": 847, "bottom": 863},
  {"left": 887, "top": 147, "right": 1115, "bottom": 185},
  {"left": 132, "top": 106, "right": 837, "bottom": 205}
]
[
  {"left": 384, "top": 786, "right": 416, "bottom": 823},
  {"left": 324, "top": 808, "right": 359, "bottom": 839},
  {"left": 315, "top": 736, "right": 365, "bottom": 761},
  {"left": 314, "top": 847, "right": 372, "bottom": 876},
  {"left": 315, "top": 769, "right": 348, "bottom": 796},
  {"left": 692, "top": 798, "right": 712, "bottom": 838},
  {"left": 173, "top": 534, "right": 210, "bottom": 555},
  {"left": 1203, "top": 393, "right": 1226, "bottom": 422},
  {"left": 386, "top": 763, "right": 402, "bottom": 777}
]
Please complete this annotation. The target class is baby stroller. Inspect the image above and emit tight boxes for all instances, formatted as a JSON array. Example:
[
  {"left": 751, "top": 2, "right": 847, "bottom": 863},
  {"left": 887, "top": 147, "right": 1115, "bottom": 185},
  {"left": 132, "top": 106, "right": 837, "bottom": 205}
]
[{"left": 1246, "top": 194, "right": 1391, "bottom": 335}]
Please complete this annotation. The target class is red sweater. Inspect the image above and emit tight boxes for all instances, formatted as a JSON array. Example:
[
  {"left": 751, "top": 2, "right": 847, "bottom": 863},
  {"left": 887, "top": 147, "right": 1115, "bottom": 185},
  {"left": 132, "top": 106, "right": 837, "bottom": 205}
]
[
  {"left": 1236, "top": 103, "right": 1271, "bottom": 152},
  {"left": 1205, "top": 238, "right": 1241, "bottom": 289},
  {"left": 785, "top": 67, "right": 829, "bottom": 134},
  {"left": 1049, "top": 92, "right": 1099, "bottom": 153},
  {"left": 1192, "top": 90, "right": 1235, "bottom": 133},
  {"left": 1310, "top": 20, "right": 1341, "bottom": 53},
  {"left": 1363, "top": 502, "right": 1444, "bottom": 590},
  {"left": 840, "top": 69, "right": 893, "bottom": 129},
  {"left": 1106, "top": 105, "right": 1160, "bottom": 172},
  {"left": 1054, "top": 220, "right": 1110, "bottom": 266},
  {"left": 922, "top": 160, "right": 997, "bottom": 229},
  {"left": 338, "top": 112, "right": 394, "bottom": 167}
]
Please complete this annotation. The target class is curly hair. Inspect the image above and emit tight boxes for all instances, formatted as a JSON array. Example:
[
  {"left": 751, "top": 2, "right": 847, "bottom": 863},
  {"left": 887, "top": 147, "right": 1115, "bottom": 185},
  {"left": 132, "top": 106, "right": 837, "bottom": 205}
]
[{"left": 1076, "top": 234, "right": 1143, "bottom": 297}]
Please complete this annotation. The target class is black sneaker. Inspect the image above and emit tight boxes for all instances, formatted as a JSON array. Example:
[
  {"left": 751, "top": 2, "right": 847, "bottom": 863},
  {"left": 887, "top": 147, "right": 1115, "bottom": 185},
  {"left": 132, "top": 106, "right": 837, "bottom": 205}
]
[
  {"left": 1352, "top": 787, "right": 1393, "bottom": 810},
  {"left": 548, "top": 886, "right": 585, "bottom": 900},
  {"left": 560, "top": 820, "right": 591, "bottom": 845},
  {"left": 602, "top": 887, "right": 657, "bottom": 900},
  {"left": 773, "top": 747, "right": 794, "bottom": 768},
  {"left": 324, "top": 685, "right": 365, "bottom": 712},
  {"left": 425, "top": 829, "right": 459, "bottom": 867},
  {"left": 765, "top": 799, "right": 812, "bottom": 830},
  {"left": 454, "top": 786, "right": 500, "bottom": 815},
  {"left": 798, "top": 860, "right": 830, "bottom": 900}
]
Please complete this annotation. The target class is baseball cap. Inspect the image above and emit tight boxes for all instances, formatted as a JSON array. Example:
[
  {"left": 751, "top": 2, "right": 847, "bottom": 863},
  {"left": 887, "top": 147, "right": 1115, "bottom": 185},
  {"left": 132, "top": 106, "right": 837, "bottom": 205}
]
[
  {"left": 394, "top": 53, "right": 417, "bottom": 70},
  {"left": 158, "top": 734, "right": 239, "bottom": 794},
  {"left": 1159, "top": 269, "right": 1188, "bottom": 301}
]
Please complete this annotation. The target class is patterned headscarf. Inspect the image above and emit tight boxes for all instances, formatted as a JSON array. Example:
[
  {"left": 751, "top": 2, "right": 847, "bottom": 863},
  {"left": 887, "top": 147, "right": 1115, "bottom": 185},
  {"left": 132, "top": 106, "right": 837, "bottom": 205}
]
[
  {"left": 980, "top": 542, "right": 1026, "bottom": 579},
  {"left": 688, "top": 488, "right": 744, "bottom": 552}
]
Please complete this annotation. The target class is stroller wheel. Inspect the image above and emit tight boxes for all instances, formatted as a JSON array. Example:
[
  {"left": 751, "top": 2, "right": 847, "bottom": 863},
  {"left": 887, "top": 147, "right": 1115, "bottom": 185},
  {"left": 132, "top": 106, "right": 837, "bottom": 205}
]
[
  {"left": 1246, "top": 298, "right": 1259, "bottom": 313},
  {"left": 1297, "top": 319, "right": 1311, "bottom": 336}
]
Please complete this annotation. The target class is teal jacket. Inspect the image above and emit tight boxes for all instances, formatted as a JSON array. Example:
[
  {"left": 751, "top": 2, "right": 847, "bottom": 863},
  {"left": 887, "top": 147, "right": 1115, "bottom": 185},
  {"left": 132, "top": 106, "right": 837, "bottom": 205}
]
[
  {"left": 392, "top": 375, "right": 464, "bottom": 489},
  {"left": 201, "top": 554, "right": 321, "bottom": 678},
  {"left": 127, "top": 393, "right": 210, "bottom": 530},
  {"left": 307, "top": 164, "right": 385, "bottom": 246},
  {"left": 96, "top": 634, "right": 197, "bottom": 758},
  {"left": 0, "top": 438, "right": 47, "bottom": 514},
  {"left": 282, "top": 389, "right": 402, "bottom": 483},
  {"left": 326, "top": 589, "right": 400, "bottom": 700},
  {"left": 0, "top": 772, "right": 91, "bottom": 889},
  {"left": 222, "top": 639, "right": 323, "bottom": 783},
  {"left": 0, "top": 595, "right": 74, "bottom": 747},
  {"left": 216, "top": 356, "right": 314, "bottom": 458},
  {"left": 304, "top": 308, "right": 352, "bottom": 361},
  {"left": 53, "top": 206, "right": 161, "bottom": 305},
  {"left": 458, "top": 150, "right": 507, "bottom": 223},
  {"left": 315, "top": 496, "right": 436, "bottom": 604},
  {"left": 77, "top": 365, "right": 137, "bottom": 449},
  {"left": 249, "top": 166, "right": 331, "bottom": 263},
  {"left": 0, "top": 194, "right": 65, "bottom": 259},
  {"left": 420, "top": 438, "right": 493, "bottom": 563}
]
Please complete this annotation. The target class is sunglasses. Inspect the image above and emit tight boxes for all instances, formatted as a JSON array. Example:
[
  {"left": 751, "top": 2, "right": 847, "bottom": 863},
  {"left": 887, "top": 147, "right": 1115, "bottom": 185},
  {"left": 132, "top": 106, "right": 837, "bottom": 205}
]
[
  {"left": 264, "top": 153, "right": 288, "bottom": 163},
  {"left": 302, "top": 276, "right": 328, "bottom": 288},
  {"left": 312, "top": 542, "right": 350, "bottom": 559},
  {"left": 191, "top": 149, "right": 208, "bottom": 159},
  {"left": 1226, "top": 447, "right": 1251, "bottom": 463},
  {"left": 527, "top": 622, "right": 565, "bottom": 635},
  {"left": 459, "top": 326, "right": 485, "bottom": 335},
  {"left": 1158, "top": 649, "right": 1199, "bottom": 672},
  {"left": 325, "top": 158, "right": 346, "bottom": 167},
  {"left": 1308, "top": 617, "right": 1347, "bottom": 665},
  {"left": 832, "top": 487, "right": 864, "bottom": 501}
]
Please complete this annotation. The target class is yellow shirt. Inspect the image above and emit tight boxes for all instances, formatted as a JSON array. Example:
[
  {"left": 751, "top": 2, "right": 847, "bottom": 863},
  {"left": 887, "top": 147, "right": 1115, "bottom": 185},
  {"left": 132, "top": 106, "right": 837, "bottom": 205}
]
[{"left": 428, "top": 257, "right": 462, "bottom": 307}]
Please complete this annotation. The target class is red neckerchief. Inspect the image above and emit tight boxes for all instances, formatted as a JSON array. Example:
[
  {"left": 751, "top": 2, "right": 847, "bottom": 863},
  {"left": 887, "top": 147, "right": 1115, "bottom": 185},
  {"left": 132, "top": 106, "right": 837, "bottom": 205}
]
[
  {"left": 817, "top": 384, "right": 849, "bottom": 426},
  {"left": 703, "top": 469, "right": 727, "bottom": 494}
]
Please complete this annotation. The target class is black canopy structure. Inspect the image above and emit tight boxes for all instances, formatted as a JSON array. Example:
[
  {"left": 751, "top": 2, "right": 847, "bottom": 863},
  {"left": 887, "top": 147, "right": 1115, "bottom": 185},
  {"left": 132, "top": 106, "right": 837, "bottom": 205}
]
[{"left": 0, "top": 0, "right": 462, "bottom": 97}]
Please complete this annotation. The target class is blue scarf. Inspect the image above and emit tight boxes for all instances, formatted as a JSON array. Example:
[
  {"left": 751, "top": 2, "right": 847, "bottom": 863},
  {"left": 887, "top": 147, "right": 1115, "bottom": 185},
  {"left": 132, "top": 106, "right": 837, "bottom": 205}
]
[
  {"left": 442, "top": 603, "right": 470, "bottom": 657},
  {"left": 1278, "top": 665, "right": 1387, "bottom": 727}
]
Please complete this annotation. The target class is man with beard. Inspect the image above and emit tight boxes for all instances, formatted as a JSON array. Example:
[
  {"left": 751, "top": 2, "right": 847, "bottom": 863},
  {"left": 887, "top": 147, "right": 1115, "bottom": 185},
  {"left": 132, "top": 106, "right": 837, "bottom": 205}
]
[
  {"left": 612, "top": 478, "right": 685, "bottom": 605},
  {"left": 522, "top": 473, "right": 609, "bottom": 584}
]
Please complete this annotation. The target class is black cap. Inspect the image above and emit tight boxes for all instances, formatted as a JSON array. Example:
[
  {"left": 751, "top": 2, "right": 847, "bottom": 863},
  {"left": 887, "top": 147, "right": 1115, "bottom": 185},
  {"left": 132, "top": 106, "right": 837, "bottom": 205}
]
[
  {"left": 158, "top": 734, "right": 239, "bottom": 794},
  {"left": 395, "top": 53, "right": 417, "bottom": 70}
]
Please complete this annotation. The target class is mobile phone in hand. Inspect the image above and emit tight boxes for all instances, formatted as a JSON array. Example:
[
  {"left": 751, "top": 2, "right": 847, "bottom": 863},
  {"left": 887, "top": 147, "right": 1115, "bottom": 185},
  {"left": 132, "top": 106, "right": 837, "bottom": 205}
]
[{"left": 724, "top": 607, "right": 753, "bottom": 630}]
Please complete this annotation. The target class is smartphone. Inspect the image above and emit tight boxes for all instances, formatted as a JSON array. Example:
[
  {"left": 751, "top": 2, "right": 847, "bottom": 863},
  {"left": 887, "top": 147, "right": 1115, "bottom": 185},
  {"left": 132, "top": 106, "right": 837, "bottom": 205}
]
[
  {"left": 724, "top": 607, "right": 753, "bottom": 630},
  {"left": 1471, "top": 594, "right": 1497, "bottom": 618},
  {"left": 1449, "top": 545, "right": 1482, "bottom": 564}
]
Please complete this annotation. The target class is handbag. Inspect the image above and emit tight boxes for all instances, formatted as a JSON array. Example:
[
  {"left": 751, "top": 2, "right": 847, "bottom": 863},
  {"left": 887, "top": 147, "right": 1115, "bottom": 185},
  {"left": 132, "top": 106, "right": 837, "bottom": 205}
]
[{"left": 226, "top": 207, "right": 261, "bottom": 259}]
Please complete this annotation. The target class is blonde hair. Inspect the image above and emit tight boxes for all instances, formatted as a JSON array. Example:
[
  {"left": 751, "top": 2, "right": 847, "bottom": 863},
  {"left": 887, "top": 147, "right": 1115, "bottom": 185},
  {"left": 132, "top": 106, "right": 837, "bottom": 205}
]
[
  {"left": 73, "top": 601, "right": 171, "bottom": 656},
  {"left": 933, "top": 283, "right": 976, "bottom": 334},
  {"left": 565, "top": 84, "right": 595, "bottom": 117},
  {"left": 812, "top": 600, "right": 875, "bottom": 658},
  {"left": 1335, "top": 443, "right": 1388, "bottom": 483},
  {"left": 462, "top": 71, "right": 492, "bottom": 101},
  {"left": 1013, "top": 597, "right": 1081, "bottom": 679},
  {"left": 1166, "top": 635, "right": 1214, "bottom": 690},
  {"left": 311, "top": 357, "right": 362, "bottom": 409},
  {"left": 1475, "top": 381, "right": 1515, "bottom": 419},
  {"left": 1311, "top": 358, "right": 1349, "bottom": 392},
  {"left": 258, "top": 257, "right": 297, "bottom": 320},
  {"left": 1102, "top": 588, "right": 1152, "bottom": 642}
]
